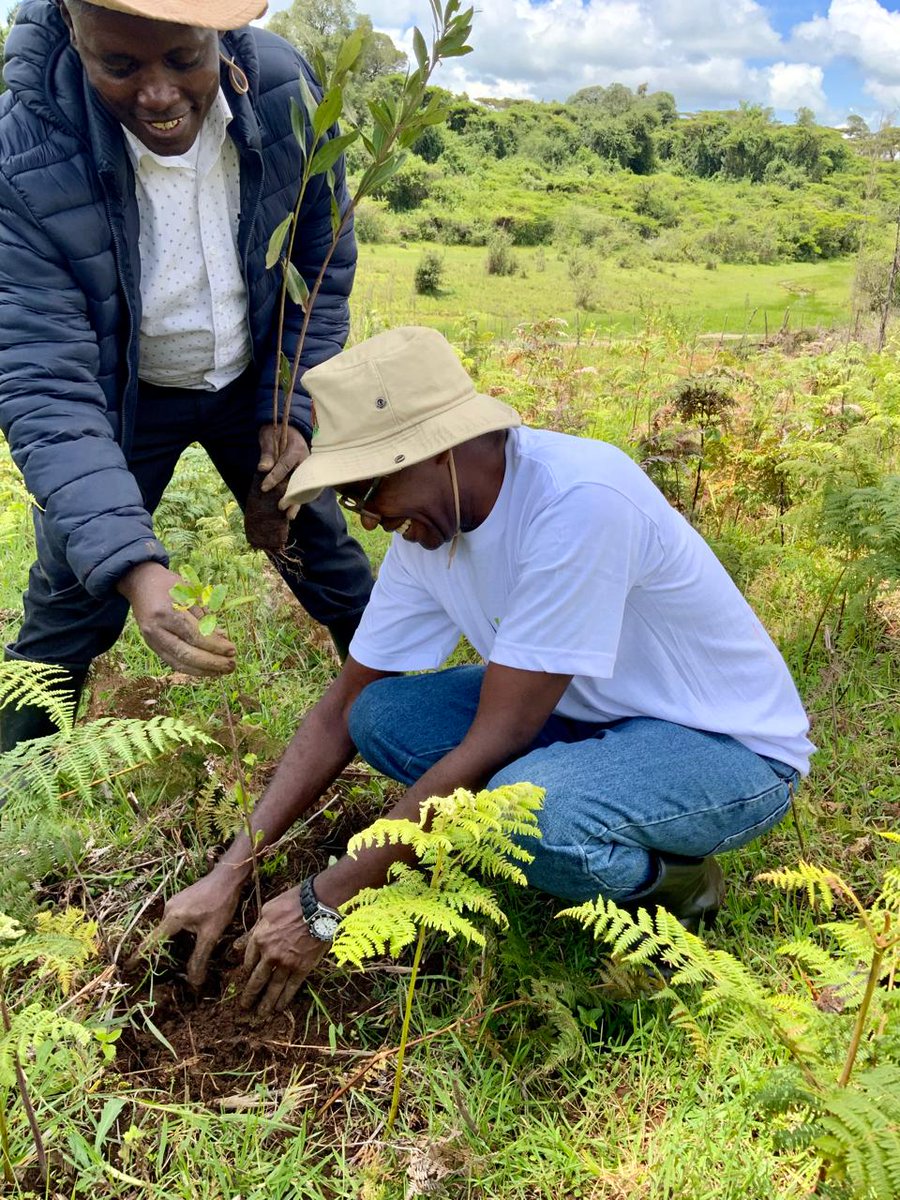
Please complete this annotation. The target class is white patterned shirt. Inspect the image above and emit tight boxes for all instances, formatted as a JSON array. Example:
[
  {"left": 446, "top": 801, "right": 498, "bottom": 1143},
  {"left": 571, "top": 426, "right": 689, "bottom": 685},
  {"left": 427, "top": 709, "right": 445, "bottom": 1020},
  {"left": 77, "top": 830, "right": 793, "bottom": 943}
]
[{"left": 123, "top": 89, "right": 252, "bottom": 390}]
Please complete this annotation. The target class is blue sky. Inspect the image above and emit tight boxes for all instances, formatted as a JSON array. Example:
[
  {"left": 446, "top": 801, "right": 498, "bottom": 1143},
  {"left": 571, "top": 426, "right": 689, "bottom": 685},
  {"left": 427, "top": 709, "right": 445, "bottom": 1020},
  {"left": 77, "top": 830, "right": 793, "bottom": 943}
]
[{"left": 265, "top": 0, "right": 900, "bottom": 125}]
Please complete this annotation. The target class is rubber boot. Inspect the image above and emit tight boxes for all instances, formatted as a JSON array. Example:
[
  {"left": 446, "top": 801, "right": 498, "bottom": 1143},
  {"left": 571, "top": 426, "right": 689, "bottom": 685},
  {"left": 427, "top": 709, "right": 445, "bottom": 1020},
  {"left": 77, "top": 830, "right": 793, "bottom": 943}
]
[
  {"left": 1, "top": 648, "right": 89, "bottom": 753},
  {"left": 623, "top": 854, "right": 725, "bottom": 935},
  {"left": 326, "top": 614, "right": 363, "bottom": 664}
]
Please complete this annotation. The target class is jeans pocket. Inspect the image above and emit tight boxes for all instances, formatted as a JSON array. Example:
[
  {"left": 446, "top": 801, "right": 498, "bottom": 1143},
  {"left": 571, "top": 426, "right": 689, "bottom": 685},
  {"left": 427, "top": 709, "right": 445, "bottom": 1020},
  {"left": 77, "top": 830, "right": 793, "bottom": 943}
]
[{"left": 705, "top": 783, "right": 793, "bottom": 856}]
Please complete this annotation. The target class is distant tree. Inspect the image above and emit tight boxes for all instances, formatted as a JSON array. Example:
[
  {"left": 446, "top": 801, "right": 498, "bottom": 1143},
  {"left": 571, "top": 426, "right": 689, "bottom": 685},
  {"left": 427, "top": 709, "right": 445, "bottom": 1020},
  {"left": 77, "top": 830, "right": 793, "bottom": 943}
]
[
  {"left": 844, "top": 113, "right": 870, "bottom": 139},
  {"left": 268, "top": 0, "right": 405, "bottom": 114},
  {"left": 567, "top": 84, "right": 607, "bottom": 107},
  {"left": 795, "top": 106, "right": 816, "bottom": 127},
  {"left": 599, "top": 82, "right": 634, "bottom": 116}
]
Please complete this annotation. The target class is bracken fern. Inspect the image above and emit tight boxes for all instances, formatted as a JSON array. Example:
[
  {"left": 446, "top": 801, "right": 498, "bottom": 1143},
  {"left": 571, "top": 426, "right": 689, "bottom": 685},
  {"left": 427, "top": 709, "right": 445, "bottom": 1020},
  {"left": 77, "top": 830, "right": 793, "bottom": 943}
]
[{"left": 559, "top": 859, "right": 900, "bottom": 1198}]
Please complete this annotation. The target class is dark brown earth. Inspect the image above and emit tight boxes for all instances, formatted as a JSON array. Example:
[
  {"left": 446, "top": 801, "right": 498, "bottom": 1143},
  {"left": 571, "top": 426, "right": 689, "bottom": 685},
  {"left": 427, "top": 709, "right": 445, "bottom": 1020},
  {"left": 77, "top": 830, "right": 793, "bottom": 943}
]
[{"left": 112, "top": 783, "right": 404, "bottom": 1108}]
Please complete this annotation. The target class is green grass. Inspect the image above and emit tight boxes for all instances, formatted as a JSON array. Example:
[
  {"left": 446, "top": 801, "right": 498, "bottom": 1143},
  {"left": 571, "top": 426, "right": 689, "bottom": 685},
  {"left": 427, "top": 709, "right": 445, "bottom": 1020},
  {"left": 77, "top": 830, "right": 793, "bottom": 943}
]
[{"left": 351, "top": 242, "right": 858, "bottom": 341}]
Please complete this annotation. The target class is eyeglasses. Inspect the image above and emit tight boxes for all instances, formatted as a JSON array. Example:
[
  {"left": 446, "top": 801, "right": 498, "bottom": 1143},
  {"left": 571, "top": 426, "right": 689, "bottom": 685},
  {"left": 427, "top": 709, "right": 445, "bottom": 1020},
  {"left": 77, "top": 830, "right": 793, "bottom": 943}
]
[{"left": 337, "top": 477, "right": 383, "bottom": 515}]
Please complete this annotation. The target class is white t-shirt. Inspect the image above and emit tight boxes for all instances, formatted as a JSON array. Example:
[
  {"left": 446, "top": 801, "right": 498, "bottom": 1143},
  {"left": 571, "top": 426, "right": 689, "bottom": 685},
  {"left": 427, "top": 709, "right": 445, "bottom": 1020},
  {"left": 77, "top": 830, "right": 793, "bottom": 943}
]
[{"left": 350, "top": 427, "right": 814, "bottom": 774}]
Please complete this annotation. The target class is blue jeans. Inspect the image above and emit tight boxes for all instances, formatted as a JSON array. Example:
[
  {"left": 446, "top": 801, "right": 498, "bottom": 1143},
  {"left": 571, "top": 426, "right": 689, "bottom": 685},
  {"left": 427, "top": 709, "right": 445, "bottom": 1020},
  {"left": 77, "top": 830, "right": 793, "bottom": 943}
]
[{"left": 348, "top": 666, "right": 798, "bottom": 903}]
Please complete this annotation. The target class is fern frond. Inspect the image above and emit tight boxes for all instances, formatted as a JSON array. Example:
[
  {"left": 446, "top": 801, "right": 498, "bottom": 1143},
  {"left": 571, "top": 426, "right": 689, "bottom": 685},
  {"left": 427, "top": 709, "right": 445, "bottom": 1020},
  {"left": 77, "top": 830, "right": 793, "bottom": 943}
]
[
  {"left": 346, "top": 818, "right": 437, "bottom": 860},
  {"left": 0, "top": 907, "right": 97, "bottom": 992},
  {"left": 755, "top": 862, "right": 846, "bottom": 911},
  {"left": 0, "top": 1004, "right": 94, "bottom": 1089},
  {"left": 0, "top": 661, "right": 76, "bottom": 734},
  {"left": 0, "top": 715, "right": 215, "bottom": 821}
]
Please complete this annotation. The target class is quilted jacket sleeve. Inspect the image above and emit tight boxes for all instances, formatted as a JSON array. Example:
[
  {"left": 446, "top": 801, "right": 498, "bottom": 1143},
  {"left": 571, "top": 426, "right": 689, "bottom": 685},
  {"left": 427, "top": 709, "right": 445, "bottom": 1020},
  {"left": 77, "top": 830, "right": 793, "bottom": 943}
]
[
  {"left": 0, "top": 177, "right": 168, "bottom": 600},
  {"left": 254, "top": 58, "right": 357, "bottom": 441}
]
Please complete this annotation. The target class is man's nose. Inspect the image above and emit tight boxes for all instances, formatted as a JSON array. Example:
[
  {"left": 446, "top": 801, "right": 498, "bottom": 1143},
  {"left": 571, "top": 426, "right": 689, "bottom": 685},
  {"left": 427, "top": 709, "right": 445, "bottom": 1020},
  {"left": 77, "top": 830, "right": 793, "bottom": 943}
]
[
  {"left": 359, "top": 512, "right": 380, "bottom": 532},
  {"left": 136, "top": 72, "right": 182, "bottom": 114}
]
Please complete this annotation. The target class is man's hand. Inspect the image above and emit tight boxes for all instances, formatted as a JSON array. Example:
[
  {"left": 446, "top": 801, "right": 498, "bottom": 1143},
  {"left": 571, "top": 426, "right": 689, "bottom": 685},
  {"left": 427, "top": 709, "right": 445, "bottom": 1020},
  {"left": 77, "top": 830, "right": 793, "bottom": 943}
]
[
  {"left": 117, "top": 563, "right": 236, "bottom": 676},
  {"left": 143, "top": 868, "right": 246, "bottom": 988},
  {"left": 240, "top": 888, "right": 328, "bottom": 1017},
  {"left": 257, "top": 424, "right": 308, "bottom": 521}
]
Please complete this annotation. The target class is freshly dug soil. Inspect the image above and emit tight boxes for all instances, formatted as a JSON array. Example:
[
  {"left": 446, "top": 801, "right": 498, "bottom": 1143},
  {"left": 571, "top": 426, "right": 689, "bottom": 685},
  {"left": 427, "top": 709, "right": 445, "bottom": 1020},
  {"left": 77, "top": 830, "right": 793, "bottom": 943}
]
[{"left": 114, "top": 784, "right": 400, "bottom": 1107}]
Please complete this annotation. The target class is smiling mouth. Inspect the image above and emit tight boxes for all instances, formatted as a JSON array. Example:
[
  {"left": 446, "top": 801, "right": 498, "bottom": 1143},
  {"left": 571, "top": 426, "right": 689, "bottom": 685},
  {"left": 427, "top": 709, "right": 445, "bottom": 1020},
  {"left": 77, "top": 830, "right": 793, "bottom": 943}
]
[
  {"left": 147, "top": 116, "right": 186, "bottom": 131},
  {"left": 396, "top": 519, "right": 412, "bottom": 536}
]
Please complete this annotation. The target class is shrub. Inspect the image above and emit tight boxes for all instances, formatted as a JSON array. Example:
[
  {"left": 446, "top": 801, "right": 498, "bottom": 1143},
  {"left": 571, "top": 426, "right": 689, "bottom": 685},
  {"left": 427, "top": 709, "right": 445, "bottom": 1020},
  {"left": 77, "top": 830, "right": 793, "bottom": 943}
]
[
  {"left": 353, "top": 201, "right": 391, "bottom": 244},
  {"left": 375, "top": 157, "right": 433, "bottom": 212},
  {"left": 485, "top": 229, "right": 517, "bottom": 276},
  {"left": 567, "top": 250, "right": 599, "bottom": 310},
  {"left": 414, "top": 250, "right": 445, "bottom": 295}
]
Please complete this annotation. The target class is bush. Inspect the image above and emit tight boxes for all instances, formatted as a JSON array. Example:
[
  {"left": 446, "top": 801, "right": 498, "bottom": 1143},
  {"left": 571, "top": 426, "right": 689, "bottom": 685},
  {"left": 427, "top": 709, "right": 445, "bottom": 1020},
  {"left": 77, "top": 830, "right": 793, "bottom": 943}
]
[
  {"left": 485, "top": 229, "right": 517, "bottom": 276},
  {"left": 376, "top": 158, "right": 433, "bottom": 212},
  {"left": 414, "top": 250, "right": 445, "bottom": 295},
  {"left": 353, "top": 201, "right": 391, "bottom": 244},
  {"left": 553, "top": 206, "right": 635, "bottom": 250},
  {"left": 567, "top": 250, "right": 599, "bottom": 309}
]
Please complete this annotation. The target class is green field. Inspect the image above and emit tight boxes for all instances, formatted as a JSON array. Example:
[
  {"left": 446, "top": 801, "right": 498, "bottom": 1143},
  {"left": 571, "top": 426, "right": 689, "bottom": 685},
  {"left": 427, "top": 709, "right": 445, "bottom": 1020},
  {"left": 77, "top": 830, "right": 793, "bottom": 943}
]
[{"left": 351, "top": 243, "right": 859, "bottom": 340}]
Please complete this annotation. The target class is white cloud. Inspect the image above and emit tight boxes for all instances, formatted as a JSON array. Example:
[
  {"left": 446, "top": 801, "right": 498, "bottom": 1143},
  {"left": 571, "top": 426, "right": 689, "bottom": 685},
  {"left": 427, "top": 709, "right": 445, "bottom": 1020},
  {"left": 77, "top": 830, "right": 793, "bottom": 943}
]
[
  {"left": 261, "top": 0, "right": 859, "bottom": 117},
  {"left": 765, "top": 63, "right": 827, "bottom": 116},
  {"left": 791, "top": 0, "right": 900, "bottom": 112},
  {"left": 374, "top": 0, "right": 786, "bottom": 107}
]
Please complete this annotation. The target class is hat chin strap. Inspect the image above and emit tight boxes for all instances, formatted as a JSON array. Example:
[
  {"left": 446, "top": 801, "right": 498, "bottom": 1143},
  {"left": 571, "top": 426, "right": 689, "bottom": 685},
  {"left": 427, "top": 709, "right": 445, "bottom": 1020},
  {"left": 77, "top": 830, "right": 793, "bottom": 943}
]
[{"left": 447, "top": 448, "right": 461, "bottom": 567}]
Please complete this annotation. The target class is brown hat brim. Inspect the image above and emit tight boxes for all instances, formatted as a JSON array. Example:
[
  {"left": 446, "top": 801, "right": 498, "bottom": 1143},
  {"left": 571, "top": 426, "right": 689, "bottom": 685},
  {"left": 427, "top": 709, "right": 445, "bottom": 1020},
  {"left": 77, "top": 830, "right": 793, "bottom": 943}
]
[
  {"left": 79, "top": 0, "right": 267, "bottom": 30},
  {"left": 283, "top": 392, "right": 521, "bottom": 509}
]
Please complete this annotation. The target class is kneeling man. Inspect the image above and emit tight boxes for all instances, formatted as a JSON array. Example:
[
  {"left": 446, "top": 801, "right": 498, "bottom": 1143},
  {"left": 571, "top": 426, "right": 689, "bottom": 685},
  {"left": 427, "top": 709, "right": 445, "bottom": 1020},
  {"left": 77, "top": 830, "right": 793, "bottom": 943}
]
[{"left": 156, "top": 326, "right": 814, "bottom": 1016}]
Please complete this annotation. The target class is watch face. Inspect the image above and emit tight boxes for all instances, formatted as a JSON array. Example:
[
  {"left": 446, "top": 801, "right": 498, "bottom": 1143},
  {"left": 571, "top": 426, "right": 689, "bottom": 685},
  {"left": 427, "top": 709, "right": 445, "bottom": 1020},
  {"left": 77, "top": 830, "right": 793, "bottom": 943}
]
[{"left": 309, "top": 912, "right": 340, "bottom": 940}]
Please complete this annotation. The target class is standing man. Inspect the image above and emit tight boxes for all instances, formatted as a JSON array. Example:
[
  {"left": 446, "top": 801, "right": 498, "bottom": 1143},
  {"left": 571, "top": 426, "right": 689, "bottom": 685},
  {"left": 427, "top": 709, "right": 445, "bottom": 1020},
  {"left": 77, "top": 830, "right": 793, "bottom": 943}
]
[
  {"left": 0, "top": 0, "right": 374, "bottom": 749},
  {"left": 154, "top": 326, "right": 814, "bottom": 1017}
]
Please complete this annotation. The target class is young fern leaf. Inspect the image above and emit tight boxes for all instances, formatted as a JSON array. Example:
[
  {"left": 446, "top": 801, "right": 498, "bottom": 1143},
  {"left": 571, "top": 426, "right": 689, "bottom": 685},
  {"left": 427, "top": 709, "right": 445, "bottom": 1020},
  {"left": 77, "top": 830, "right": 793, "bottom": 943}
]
[
  {"left": 334, "top": 785, "right": 543, "bottom": 971},
  {"left": 0, "top": 662, "right": 76, "bottom": 735},
  {"left": 0, "top": 715, "right": 216, "bottom": 822}
]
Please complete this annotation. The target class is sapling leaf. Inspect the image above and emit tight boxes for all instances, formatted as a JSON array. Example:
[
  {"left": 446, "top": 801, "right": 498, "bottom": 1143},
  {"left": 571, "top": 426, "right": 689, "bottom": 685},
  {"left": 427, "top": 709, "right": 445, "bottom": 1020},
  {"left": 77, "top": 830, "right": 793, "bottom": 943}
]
[
  {"left": 207, "top": 584, "right": 227, "bottom": 613},
  {"left": 363, "top": 154, "right": 407, "bottom": 194},
  {"left": 284, "top": 262, "right": 309, "bottom": 310},
  {"left": 368, "top": 98, "right": 393, "bottom": 134},
  {"left": 412, "top": 27, "right": 428, "bottom": 70},
  {"left": 265, "top": 214, "right": 293, "bottom": 269},
  {"left": 279, "top": 351, "right": 293, "bottom": 396},
  {"left": 298, "top": 73, "right": 318, "bottom": 127},
  {"left": 289, "top": 97, "right": 307, "bottom": 155},
  {"left": 308, "top": 130, "right": 358, "bottom": 177},
  {"left": 331, "top": 194, "right": 342, "bottom": 239},
  {"left": 311, "top": 50, "right": 329, "bottom": 92},
  {"left": 313, "top": 86, "right": 342, "bottom": 139},
  {"left": 335, "top": 25, "right": 367, "bottom": 76},
  {"left": 198, "top": 614, "right": 218, "bottom": 637},
  {"left": 169, "top": 584, "right": 195, "bottom": 607}
]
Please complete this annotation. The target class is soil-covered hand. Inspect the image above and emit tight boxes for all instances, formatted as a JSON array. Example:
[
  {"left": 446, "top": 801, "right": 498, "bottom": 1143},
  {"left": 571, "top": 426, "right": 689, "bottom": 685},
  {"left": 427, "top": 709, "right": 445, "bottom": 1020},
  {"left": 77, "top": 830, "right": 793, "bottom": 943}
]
[
  {"left": 117, "top": 562, "right": 236, "bottom": 676},
  {"left": 256, "top": 424, "right": 308, "bottom": 522},
  {"left": 240, "top": 888, "right": 328, "bottom": 1017},
  {"left": 146, "top": 869, "right": 246, "bottom": 989}
]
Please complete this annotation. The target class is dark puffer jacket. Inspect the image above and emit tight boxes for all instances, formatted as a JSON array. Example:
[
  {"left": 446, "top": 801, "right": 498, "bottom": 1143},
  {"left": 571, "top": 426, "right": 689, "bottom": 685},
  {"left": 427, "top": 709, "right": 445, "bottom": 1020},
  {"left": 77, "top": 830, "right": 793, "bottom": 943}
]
[{"left": 0, "top": 0, "right": 357, "bottom": 599}]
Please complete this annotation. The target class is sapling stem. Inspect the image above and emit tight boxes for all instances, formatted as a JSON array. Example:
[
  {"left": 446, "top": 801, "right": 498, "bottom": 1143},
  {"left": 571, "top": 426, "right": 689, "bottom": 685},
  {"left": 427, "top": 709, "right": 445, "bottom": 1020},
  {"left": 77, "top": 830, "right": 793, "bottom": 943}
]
[
  {"left": 220, "top": 611, "right": 263, "bottom": 919},
  {"left": 0, "top": 980, "right": 46, "bottom": 1186}
]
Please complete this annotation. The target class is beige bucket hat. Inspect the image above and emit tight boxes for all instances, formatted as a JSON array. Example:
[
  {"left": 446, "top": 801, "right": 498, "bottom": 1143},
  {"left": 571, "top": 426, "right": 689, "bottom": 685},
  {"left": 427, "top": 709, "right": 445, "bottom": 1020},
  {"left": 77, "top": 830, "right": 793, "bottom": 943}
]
[
  {"left": 283, "top": 326, "right": 522, "bottom": 508},
  {"left": 71, "top": 0, "right": 267, "bottom": 30}
]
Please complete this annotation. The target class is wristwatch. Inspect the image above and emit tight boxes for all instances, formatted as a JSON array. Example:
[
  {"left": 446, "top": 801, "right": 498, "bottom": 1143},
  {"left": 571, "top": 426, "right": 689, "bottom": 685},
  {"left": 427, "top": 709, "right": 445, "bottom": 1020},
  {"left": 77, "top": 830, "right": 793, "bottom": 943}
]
[{"left": 299, "top": 875, "right": 342, "bottom": 941}]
